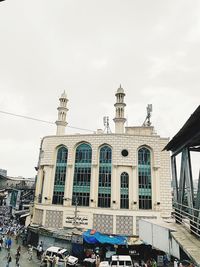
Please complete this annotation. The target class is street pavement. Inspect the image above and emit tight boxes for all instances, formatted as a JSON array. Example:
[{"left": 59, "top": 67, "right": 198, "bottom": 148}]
[{"left": 0, "top": 237, "right": 41, "bottom": 267}]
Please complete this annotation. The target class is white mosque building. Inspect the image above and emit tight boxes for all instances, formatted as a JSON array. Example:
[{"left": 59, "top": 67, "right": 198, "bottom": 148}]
[{"left": 33, "top": 86, "right": 172, "bottom": 236}]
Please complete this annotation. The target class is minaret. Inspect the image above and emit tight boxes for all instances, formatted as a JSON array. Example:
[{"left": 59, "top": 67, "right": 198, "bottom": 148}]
[
  {"left": 55, "top": 91, "right": 68, "bottom": 135},
  {"left": 113, "top": 85, "right": 126, "bottom": 134}
]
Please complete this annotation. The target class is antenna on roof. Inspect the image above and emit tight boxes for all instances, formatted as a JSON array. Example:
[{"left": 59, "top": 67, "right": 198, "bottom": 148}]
[
  {"left": 143, "top": 104, "right": 153, "bottom": 127},
  {"left": 103, "top": 116, "right": 112, "bottom": 134}
]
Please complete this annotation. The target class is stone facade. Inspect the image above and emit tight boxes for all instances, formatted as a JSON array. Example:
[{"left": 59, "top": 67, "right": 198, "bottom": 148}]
[
  {"left": 33, "top": 129, "right": 172, "bottom": 236},
  {"left": 32, "top": 89, "right": 172, "bottom": 236},
  {"left": 34, "top": 208, "right": 43, "bottom": 225}
]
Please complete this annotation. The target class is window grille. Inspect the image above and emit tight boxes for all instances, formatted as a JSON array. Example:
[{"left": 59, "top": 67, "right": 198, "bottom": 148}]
[
  {"left": 52, "top": 146, "right": 68, "bottom": 205},
  {"left": 98, "top": 146, "right": 112, "bottom": 208},
  {"left": 138, "top": 147, "right": 152, "bottom": 209},
  {"left": 120, "top": 172, "right": 129, "bottom": 209},
  {"left": 72, "top": 143, "right": 92, "bottom": 206}
]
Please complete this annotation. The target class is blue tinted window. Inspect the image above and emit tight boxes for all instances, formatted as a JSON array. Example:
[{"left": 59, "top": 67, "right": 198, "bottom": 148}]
[
  {"left": 138, "top": 147, "right": 152, "bottom": 209},
  {"left": 52, "top": 146, "right": 68, "bottom": 205}
]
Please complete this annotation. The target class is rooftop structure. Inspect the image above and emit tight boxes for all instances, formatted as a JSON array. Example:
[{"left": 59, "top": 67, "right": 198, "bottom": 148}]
[{"left": 32, "top": 86, "right": 172, "bottom": 236}]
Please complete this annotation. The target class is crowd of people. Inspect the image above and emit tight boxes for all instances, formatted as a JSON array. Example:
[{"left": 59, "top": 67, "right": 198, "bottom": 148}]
[
  {"left": 0, "top": 241, "right": 21, "bottom": 267},
  {"left": 0, "top": 218, "right": 27, "bottom": 267}
]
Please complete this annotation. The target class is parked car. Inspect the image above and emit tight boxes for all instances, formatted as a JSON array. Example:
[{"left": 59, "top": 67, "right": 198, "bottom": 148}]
[
  {"left": 99, "top": 261, "right": 110, "bottom": 267},
  {"left": 110, "top": 255, "right": 133, "bottom": 267},
  {"left": 67, "top": 256, "right": 79, "bottom": 266},
  {"left": 41, "top": 246, "right": 78, "bottom": 266}
]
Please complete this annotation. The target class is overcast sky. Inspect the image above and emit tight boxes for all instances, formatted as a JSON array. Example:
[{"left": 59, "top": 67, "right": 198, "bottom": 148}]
[{"left": 0, "top": 0, "right": 200, "bottom": 178}]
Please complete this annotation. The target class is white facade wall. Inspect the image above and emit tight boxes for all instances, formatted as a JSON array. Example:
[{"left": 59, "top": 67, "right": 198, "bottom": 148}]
[
  {"left": 33, "top": 132, "right": 172, "bottom": 236},
  {"left": 139, "top": 220, "right": 180, "bottom": 259}
]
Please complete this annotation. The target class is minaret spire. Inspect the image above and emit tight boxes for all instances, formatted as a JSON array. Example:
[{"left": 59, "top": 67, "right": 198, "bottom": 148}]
[
  {"left": 113, "top": 85, "right": 126, "bottom": 134},
  {"left": 55, "top": 91, "right": 68, "bottom": 135}
]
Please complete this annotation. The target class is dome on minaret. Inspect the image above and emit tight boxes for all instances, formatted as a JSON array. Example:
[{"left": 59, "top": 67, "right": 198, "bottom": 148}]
[
  {"left": 61, "top": 90, "right": 67, "bottom": 98},
  {"left": 116, "top": 84, "right": 125, "bottom": 95},
  {"left": 56, "top": 91, "right": 68, "bottom": 135},
  {"left": 113, "top": 85, "right": 126, "bottom": 134}
]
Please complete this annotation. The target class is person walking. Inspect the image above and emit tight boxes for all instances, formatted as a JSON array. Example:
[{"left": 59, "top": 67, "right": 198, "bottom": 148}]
[
  {"left": 28, "top": 244, "right": 33, "bottom": 261},
  {"left": 15, "top": 250, "right": 20, "bottom": 267},
  {"left": 15, "top": 232, "right": 19, "bottom": 244},
  {"left": 45, "top": 255, "right": 51, "bottom": 267},
  {"left": 16, "top": 244, "right": 21, "bottom": 265},
  {"left": 0, "top": 237, "right": 3, "bottom": 251},
  {"left": 2, "top": 236, "right": 5, "bottom": 248},
  {"left": 7, "top": 237, "right": 12, "bottom": 251},
  {"left": 36, "top": 243, "right": 40, "bottom": 259},
  {"left": 53, "top": 254, "right": 59, "bottom": 267},
  {"left": 5, "top": 236, "right": 8, "bottom": 249},
  {"left": 6, "top": 252, "right": 12, "bottom": 267},
  {"left": 39, "top": 243, "right": 43, "bottom": 260},
  {"left": 40, "top": 241, "right": 43, "bottom": 250},
  {"left": 17, "top": 245, "right": 21, "bottom": 254},
  {"left": 95, "top": 254, "right": 100, "bottom": 267}
]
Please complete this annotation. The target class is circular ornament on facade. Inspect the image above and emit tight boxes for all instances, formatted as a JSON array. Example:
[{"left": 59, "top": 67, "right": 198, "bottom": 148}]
[{"left": 121, "top": 149, "right": 128, "bottom": 157}]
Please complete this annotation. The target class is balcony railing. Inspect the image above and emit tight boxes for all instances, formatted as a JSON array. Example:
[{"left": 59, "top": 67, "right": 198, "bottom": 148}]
[{"left": 173, "top": 201, "right": 200, "bottom": 239}]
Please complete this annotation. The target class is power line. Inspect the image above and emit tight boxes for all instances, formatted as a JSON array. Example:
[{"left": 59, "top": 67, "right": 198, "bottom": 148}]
[
  {"left": 0, "top": 110, "right": 54, "bottom": 124},
  {"left": 0, "top": 110, "right": 94, "bottom": 133}
]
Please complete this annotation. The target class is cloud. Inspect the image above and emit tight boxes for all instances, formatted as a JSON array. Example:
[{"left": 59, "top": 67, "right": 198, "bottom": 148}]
[
  {"left": 0, "top": 0, "right": 200, "bottom": 176},
  {"left": 91, "top": 58, "right": 108, "bottom": 69}
]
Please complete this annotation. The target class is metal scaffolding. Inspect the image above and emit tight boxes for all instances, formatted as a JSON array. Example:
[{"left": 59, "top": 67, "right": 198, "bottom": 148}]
[{"left": 165, "top": 105, "right": 200, "bottom": 238}]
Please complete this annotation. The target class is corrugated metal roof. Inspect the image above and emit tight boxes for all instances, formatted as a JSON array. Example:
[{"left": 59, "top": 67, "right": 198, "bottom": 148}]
[{"left": 164, "top": 105, "right": 200, "bottom": 153}]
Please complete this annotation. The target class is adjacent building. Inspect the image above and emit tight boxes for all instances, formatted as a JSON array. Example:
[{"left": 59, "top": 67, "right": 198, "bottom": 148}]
[
  {"left": 0, "top": 171, "right": 35, "bottom": 224},
  {"left": 32, "top": 86, "right": 172, "bottom": 236}
]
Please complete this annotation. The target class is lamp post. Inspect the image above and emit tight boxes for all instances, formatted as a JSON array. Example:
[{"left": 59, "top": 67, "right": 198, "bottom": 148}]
[
  {"left": 73, "top": 196, "right": 79, "bottom": 227},
  {"left": 64, "top": 196, "right": 79, "bottom": 227}
]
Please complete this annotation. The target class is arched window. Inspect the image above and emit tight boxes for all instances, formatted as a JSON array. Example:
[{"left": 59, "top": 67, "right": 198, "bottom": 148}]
[
  {"left": 52, "top": 146, "right": 68, "bottom": 205},
  {"left": 98, "top": 145, "right": 112, "bottom": 208},
  {"left": 138, "top": 147, "right": 152, "bottom": 209},
  {"left": 72, "top": 143, "right": 92, "bottom": 206},
  {"left": 120, "top": 172, "right": 129, "bottom": 209}
]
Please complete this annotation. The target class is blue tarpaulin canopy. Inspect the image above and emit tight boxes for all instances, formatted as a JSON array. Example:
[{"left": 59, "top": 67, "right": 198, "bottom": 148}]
[{"left": 83, "top": 230, "right": 127, "bottom": 245}]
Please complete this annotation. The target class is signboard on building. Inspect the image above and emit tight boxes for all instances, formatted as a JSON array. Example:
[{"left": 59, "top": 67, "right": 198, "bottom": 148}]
[
  {"left": 66, "top": 215, "right": 88, "bottom": 225},
  {"left": 64, "top": 212, "right": 89, "bottom": 228}
]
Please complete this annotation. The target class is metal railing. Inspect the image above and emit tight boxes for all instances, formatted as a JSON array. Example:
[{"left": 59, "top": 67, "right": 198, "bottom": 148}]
[{"left": 173, "top": 201, "right": 200, "bottom": 239}]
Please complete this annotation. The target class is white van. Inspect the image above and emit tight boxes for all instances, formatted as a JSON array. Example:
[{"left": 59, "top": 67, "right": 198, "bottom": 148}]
[
  {"left": 41, "top": 246, "right": 78, "bottom": 266},
  {"left": 110, "top": 255, "right": 133, "bottom": 267}
]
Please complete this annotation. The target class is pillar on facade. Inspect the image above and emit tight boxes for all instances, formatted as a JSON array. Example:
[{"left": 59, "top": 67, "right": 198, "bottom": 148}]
[{"left": 90, "top": 164, "right": 98, "bottom": 208}]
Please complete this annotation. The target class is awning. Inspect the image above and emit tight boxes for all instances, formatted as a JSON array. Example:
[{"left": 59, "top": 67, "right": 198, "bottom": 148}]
[
  {"left": 164, "top": 105, "right": 200, "bottom": 153},
  {"left": 14, "top": 210, "right": 29, "bottom": 216},
  {"left": 127, "top": 237, "right": 143, "bottom": 245},
  {"left": 20, "top": 213, "right": 30, "bottom": 218},
  {"left": 83, "top": 230, "right": 127, "bottom": 245}
]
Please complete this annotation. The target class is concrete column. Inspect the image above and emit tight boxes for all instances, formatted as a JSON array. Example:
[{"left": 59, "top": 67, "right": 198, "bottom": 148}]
[
  {"left": 133, "top": 216, "right": 137, "bottom": 235},
  {"left": 116, "top": 167, "right": 121, "bottom": 210},
  {"left": 42, "top": 209, "right": 46, "bottom": 226},
  {"left": 153, "top": 167, "right": 160, "bottom": 211},
  {"left": 43, "top": 166, "right": 54, "bottom": 204},
  {"left": 132, "top": 166, "right": 138, "bottom": 210},
  {"left": 90, "top": 164, "right": 98, "bottom": 208},
  {"left": 64, "top": 164, "right": 73, "bottom": 207},
  {"left": 112, "top": 165, "right": 118, "bottom": 209},
  {"left": 35, "top": 168, "right": 43, "bottom": 202},
  {"left": 113, "top": 215, "right": 116, "bottom": 234},
  {"left": 129, "top": 167, "right": 134, "bottom": 209}
]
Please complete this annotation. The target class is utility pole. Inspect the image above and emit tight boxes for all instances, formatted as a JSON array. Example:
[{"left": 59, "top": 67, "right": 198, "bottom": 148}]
[
  {"left": 143, "top": 104, "right": 153, "bottom": 127},
  {"left": 73, "top": 197, "right": 79, "bottom": 227}
]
